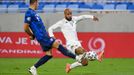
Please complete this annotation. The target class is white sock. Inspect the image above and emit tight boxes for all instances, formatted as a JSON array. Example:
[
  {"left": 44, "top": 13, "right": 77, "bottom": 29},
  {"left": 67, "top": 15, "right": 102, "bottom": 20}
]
[
  {"left": 75, "top": 55, "right": 79, "bottom": 61},
  {"left": 75, "top": 54, "right": 85, "bottom": 62},
  {"left": 70, "top": 62, "right": 82, "bottom": 69}
]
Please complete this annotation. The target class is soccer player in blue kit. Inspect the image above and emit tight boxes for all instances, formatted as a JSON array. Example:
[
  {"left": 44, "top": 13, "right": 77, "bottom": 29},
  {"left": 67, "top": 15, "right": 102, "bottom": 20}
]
[{"left": 23, "top": 0, "right": 82, "bottom": 75}]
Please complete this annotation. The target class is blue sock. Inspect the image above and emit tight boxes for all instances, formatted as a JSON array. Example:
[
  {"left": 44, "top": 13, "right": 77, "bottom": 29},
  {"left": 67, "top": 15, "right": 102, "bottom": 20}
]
[
  {"left": 34, "top": 55, "right": 52, "bottom": 68},
  {"left": 58, "top": 44, "right": 76, "bottom": 59}
]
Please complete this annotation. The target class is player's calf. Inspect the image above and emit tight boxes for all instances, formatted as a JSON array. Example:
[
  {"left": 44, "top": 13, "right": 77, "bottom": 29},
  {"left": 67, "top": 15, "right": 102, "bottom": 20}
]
[
  {"left": 52, "top": 41, "right": 76, "bottom": 59},
  {"left": 80, "top": 52, "right": 88, "bottom": 66},
  {"left": 75, "top": 47, "right": 88, "bottom": 66}
]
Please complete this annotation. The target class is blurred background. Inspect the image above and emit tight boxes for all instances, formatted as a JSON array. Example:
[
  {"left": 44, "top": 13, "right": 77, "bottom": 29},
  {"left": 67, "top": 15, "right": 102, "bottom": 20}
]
[{"left": 0, "top": 0, "right": 134, "bottom": 13}]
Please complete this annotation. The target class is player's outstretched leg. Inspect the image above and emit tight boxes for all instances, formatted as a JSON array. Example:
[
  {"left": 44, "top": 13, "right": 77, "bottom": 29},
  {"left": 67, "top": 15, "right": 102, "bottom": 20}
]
[
  {"left": 58, "top": 44, "right": 76, "bottom": 59},
  {"left": 52, "top": 41, "right": 77, "bottom": 59}
]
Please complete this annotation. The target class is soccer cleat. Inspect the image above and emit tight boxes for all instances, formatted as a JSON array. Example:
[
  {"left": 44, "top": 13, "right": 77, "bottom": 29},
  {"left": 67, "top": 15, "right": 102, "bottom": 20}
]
[
  {"left": 97, "top": 51, "right": 104, "bottom": 62},
  {"left": 66, "top": 63, "right": 71, "bottom": 73},
  {"left": 28, "top": 66, "right": 38, "bottom": 75}
]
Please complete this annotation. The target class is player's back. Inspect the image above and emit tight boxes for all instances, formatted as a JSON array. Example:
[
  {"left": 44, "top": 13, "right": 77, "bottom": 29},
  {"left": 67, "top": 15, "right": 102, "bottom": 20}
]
[{"left": 24, "top": 8, "right": 49, "bottom": 41}]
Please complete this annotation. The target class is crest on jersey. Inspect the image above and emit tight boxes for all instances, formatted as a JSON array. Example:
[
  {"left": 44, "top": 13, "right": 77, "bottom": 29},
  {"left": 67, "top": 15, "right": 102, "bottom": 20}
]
[
  {"left": 35, "top": 14, "right": 40, "bottom": 21},
  {"left": 27, "top": 17, "right": 31, "bottom": 22}
]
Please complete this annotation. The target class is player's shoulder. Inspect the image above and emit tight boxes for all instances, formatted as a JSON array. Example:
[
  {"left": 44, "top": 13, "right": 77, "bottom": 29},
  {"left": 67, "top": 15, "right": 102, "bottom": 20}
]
[
  {"left": 57, "top": 18, "right": 65, "bottom": 24},
  {"left": 72, "top": 16, "right": 78, "bottom": 20},
  {"left": 25, "top": 8, "right": 31, "bottom": 14},
  {"left": 25, "top": 8, "right": 35, "bottom": 16},
  {"left": 72, "top": 16, "right": 77, "bottom": 18}
]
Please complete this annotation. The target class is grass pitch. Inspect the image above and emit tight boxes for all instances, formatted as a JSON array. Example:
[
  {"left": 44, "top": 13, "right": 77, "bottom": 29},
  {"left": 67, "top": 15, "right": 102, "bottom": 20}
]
[{"left": 0, "top": 58, "right": 134, "bottom": 75}]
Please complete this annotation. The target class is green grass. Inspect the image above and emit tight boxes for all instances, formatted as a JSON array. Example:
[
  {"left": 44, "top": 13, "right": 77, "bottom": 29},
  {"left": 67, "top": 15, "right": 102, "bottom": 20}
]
[{"left": 0, "top": 58, "right": 134, "bottom": 75}]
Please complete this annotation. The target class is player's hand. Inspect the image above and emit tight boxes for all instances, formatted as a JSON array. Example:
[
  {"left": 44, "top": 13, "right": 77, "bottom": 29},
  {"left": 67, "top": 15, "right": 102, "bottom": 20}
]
[
  {"left": 29, "top": 35, "right": 35, "bottom": 40},
  {"left": 93, "top": 16, "right": 99, "bottom": 21}
]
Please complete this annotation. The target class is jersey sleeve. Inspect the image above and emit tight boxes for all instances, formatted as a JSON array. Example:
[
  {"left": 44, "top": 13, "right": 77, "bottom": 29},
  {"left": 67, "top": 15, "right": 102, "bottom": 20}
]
[
  {"left": 24, "top": 12, "right": 32, "bottom": 24},
  {"left": 48, "top": 21, "right": 62, "bottom": 37},
  {"left": 74, "top": 15, "right": 94, "bottom": 22}
]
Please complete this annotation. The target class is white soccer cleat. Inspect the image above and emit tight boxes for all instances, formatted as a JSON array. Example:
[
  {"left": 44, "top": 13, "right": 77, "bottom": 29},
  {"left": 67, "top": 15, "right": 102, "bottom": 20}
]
[{"left": 29, "top": 66, "right": 38, "bottom": 75}]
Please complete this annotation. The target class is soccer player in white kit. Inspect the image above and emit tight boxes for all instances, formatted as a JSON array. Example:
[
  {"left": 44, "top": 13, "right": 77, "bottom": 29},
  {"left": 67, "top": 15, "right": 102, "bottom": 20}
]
[{"left": 48, "top": 8, "right": 104, "bottom": 73}]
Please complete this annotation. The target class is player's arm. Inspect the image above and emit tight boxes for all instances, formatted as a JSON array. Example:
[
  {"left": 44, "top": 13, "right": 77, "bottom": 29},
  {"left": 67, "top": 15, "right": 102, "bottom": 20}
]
[
  {"left": 75, "top": 15, "right": 99, "bottom": 22},
  {"left": 24, "top": 23, "right": 35, "bottom": 40},
  {"left": 48, "top": 21, "right": 61, "bottom": 38}
]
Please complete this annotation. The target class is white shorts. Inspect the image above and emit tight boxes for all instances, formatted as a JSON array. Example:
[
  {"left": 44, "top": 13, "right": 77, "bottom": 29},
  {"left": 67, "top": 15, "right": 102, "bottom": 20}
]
[{"left": 66, "top": 41, "right": 82, "bottom": 54}]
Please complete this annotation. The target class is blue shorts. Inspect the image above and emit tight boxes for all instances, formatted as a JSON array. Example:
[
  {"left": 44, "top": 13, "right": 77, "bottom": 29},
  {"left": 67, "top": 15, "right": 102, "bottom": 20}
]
[{"left": 38, "top": 37, "right": 55, "bottom": 51}]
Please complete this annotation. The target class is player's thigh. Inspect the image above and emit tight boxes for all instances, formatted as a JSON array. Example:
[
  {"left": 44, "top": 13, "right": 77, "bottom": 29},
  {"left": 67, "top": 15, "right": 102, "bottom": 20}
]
[
  {"left": 75, "top": 47, "right": 85, "bottom": 55},
  {"left": 39, "top": 37, "right": 55, "bottom": 50}
]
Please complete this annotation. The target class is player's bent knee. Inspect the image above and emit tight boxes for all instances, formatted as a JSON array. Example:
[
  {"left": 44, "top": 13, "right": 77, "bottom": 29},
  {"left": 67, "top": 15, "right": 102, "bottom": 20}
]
[
  {"left": 52, "top": 41, "right": 60, "bottom": 49},
  {"left": 75, "top": 47, "right": 85, "bottom": 55},
  {"left": 45, "top": 50, "right": 52, "bottom": 56}
]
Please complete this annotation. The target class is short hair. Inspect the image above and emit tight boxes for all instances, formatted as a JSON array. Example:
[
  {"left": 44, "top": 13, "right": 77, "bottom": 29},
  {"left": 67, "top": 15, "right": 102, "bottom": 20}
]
[
  {"left": 64, "top": 8, "right": 72, "bottom": 14},
  {"left": 30, "top": 0, "right": 37, "bottom": 4}
]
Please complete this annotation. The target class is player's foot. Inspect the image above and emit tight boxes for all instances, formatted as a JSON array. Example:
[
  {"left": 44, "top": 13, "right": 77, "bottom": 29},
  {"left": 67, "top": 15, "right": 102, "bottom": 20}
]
[
  {"left": 66, "top": 63, "right": 71, "bottom": 73},
  {"left": 97, "top": 51, "right": 104, "bottom": 62},
  {"left": 28, "top": 66, "right": 38, "bottom": 75}
]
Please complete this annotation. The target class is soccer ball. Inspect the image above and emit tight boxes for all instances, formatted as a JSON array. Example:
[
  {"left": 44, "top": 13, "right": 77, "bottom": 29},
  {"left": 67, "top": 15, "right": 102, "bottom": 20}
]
[{"left": 86, "top": 51, "right": 97, "bottom": 61}]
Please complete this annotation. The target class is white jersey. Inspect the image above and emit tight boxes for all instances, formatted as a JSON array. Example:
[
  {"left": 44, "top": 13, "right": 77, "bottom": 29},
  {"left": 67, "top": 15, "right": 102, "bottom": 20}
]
[{"left": 48, "top": 15, "right": 93, "bottom": 54}]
